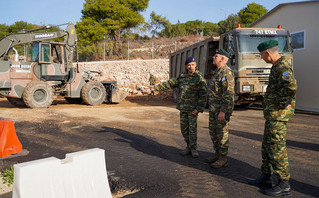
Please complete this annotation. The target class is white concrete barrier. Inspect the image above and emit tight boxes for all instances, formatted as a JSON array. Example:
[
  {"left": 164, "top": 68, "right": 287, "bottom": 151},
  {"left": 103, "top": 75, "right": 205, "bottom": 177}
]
[{"left": 12, "top": 148, "right": 112, "bottom": 198}]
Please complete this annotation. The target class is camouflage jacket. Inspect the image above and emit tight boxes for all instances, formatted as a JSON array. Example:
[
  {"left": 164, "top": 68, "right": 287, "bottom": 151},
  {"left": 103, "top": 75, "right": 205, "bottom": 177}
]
[
  {"left": 263, "top": 56, "right": 297, "bottom": 121},
  {"left": 154, "top": 70, "right": 207, "bottom": 112},
  {"left": 208, "top": 64, "right": 235, "bottom": 114},
  {"left": 149, "top": 76, "right": 156, "bottom": 85}
]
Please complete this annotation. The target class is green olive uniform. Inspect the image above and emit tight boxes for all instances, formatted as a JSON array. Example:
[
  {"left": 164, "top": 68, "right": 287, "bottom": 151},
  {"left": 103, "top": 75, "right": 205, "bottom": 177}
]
[
  {"left": 154, "top": 70, "right": 207, "bottom": 149},
  {"left": 208, "top": 65, "right": 234, "bottom": 155},
  {"left": 262, "top": 56, "right": 297, "bottom": 181}
]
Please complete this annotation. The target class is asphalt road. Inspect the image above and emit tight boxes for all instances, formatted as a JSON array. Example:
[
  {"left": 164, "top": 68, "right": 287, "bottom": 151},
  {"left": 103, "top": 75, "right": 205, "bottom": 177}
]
[{"left": 0, "top": 97, "right": 318, "bottom": 197}]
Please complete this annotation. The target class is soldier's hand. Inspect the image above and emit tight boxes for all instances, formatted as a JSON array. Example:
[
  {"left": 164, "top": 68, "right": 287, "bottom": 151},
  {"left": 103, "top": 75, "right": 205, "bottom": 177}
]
[
  {"left": 218, "top": 111, "right": 225, "bottom": 121},
  {"left": 280, "top": 102, "right": 292, "bottom": 109},
  {"left": 192, "top": 109, "right": 199, "bottom": 116}
]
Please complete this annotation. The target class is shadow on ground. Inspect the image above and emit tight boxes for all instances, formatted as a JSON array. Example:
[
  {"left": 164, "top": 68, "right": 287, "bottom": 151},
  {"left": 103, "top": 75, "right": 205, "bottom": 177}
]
[{"left": 97, "top": 126, "right": 319, "bottom": 197}]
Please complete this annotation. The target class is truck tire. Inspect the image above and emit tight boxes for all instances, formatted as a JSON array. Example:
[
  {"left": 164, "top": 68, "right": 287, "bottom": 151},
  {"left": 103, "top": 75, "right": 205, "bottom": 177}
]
[
  {"left": 7, "top": 97, "right": 26, "bottom": 108},
  {"left": 23, "top": 82, "right": 54, "bottom": 108},
  {"left": 81, "top": 81, "right": 106, "bottom": 106},
  {"left": 65, "top": 97, "right": 83, "bottom": 104}
]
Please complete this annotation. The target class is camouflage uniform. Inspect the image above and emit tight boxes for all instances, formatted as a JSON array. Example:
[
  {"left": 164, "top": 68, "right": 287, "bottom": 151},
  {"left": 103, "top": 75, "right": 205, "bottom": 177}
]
[
  {"left": 149, "top": 74, "right": 156, "bottom": 86},
  {"left": 154, "top": 70, "right": 207, "bottom": 149},
  {"left": 261, "top": 56, "right": 297, "bottom": 181},
  {"left": 208, "top": 65, "right": 234, "bottom": 155}
]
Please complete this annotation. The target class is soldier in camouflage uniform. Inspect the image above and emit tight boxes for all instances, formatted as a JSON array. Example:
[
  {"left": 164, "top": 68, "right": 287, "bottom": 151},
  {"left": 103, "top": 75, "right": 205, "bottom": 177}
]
[
  {"left": 153, "top": 57, "right": 207, "bottom": 158},
  {"left": 207, "top": 49, "right": 234, "bottom": 169},
  {"left": 249, "top": 40, "right": 297, "bottom": 197},
  {"left": 149, "top": 73, "right": 156, "bottom": 86}
]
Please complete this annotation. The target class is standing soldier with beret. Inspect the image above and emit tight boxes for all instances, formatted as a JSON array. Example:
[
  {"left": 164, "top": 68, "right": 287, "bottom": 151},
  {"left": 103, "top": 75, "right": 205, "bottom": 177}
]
[
  {"left": 249, "top": 40, "right": 297, "bottom": 196},
  {"left": 152, "top": 57, "right": 207, "bottom": 158},
  {"left": 207, "top": 49, "right": 235, "bottom": 169}
]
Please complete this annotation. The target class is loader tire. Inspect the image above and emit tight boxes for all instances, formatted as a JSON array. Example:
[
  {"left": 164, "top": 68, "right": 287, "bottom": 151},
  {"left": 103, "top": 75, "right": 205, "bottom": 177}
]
[
  {"left": 23, "top": 81, "right": 54, "bottom": 108},
  {"left": 65, "top": 97, "right": 83, "bottom": 104},
  {"left": 7, "top": 97, "right": 27, "bottom": 108},
  {"left": 81, "top": 81, "right": 106, "bottom": 106}
]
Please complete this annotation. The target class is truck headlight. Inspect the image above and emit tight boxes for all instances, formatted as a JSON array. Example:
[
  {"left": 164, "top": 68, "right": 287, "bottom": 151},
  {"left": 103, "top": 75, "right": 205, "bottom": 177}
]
[{"left": 242, "top": 85, "right": 251, "bottom": 92}]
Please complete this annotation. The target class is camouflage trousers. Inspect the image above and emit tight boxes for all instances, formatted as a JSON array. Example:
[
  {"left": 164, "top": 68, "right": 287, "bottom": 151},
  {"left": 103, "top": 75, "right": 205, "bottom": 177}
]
[
  {"left": 180, "top": 111, "right": 198, "bottom": 150},
  {"left": 261, "top": 120, "right": 290, "bottom": 180},
  {"left": 209, "top": 111, "right": 230, "bottom": 155}
]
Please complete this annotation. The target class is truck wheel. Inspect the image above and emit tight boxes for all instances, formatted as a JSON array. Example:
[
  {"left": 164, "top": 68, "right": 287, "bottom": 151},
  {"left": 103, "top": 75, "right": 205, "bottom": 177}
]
[
  {"left": 23, "top": 82, "right": 54, "bottom": 108},
  {"left": 7, "top": 97, "right": 26, "bottom": 108},
  {"left": 65, "top": 97, "right": 83, "bottom": 104},
  {"left": 81, "top": 81, "right": 106, "bottom": 106}
]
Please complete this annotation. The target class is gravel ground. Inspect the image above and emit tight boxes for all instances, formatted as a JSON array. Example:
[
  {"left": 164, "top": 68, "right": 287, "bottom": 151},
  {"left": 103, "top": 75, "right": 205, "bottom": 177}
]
[{"left": 0, "top": 95, "right": 318, "bottom": 197}]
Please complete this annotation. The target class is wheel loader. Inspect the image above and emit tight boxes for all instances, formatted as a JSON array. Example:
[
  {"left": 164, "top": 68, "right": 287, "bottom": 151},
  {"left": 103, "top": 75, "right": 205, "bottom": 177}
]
[{"left": 0, "top": 22, "right": 126, "bottom": 108}]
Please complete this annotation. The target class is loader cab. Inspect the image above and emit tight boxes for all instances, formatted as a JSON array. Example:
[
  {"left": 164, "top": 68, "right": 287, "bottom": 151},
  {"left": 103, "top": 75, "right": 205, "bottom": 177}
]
[
  {"left": 30, "top": 42, "right": 66, "bottom": 65},
  {"left": 27, "top": 41, "right": 69, "bottom": 82}
]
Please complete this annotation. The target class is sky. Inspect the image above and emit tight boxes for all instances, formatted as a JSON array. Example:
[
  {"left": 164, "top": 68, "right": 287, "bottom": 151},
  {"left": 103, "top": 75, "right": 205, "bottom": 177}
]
[{"left": 0, "top": 0, "right": 310, "bottom": 27}]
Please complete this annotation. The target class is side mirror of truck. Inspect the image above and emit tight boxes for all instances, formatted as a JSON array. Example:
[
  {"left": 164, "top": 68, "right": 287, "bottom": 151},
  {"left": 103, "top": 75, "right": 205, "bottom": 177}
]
[{"left": 230, "top": 54, "right": 235, "bottom": 65}]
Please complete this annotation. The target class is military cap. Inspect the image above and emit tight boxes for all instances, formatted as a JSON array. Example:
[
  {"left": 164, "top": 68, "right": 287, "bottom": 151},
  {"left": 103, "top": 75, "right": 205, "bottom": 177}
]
[
  {"left": 257, "top": 40, "right": 278, "bottom": 52},
  {"left": 215, "top": 49, "right": 231, "bottom": 58},
  {"left": 185, "top": 57, "right": 196, "bottom": 65}
]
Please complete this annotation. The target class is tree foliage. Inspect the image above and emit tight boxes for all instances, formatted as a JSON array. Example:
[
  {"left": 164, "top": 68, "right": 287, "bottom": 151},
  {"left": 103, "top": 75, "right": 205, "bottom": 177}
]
[
  {"left": 217, "top": 14, "right": 240, "bottom": 35},
  {"left": 160, "top": 20, "right": 218, "bottom": 38},
  {"left": 76, "top": 0, "right": 149, "bottom": 59},
  {"left": 146, "top": 11, "right": 170, "bottom": 38},
  {"left": 238, "top": 3, "right": 268, "bottom": 27}
]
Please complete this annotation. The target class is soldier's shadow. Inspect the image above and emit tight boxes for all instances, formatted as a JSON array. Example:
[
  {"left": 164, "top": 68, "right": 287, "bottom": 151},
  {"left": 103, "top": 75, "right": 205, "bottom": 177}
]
[{"left": 97, "top": 126, "right": 318, "bottom": 197}]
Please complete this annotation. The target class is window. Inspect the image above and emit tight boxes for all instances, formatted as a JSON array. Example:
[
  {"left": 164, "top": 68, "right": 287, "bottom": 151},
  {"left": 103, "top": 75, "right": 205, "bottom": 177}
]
[
  {"left": 40, "top": 44, "right": 51, "bottom": 63},
  {"left": 237, "top": 35, "right": 291, "bottom": 54},
  {"left": 291, "top": 30, "right": 305, "bottom": 50},
  {"left": 31, "top": 43, "right": 39, "bottom": 62}
]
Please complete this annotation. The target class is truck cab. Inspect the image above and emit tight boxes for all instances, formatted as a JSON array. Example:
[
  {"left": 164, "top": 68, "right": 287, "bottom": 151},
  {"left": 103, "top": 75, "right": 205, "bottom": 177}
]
[{"left": 219, "top": 26, "right": 293, "bottom": 105}]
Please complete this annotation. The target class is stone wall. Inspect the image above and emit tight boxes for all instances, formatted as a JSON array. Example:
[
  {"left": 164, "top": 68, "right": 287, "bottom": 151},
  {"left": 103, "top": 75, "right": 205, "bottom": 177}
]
[{"left": 76, "top": 59, "right": 169, "bottom": 95}]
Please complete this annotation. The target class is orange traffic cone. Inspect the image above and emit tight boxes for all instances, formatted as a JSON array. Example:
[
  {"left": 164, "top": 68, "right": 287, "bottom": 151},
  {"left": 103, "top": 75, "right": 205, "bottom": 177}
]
[{"left": 0, "top": 120, "right": 22, "bottom": 158}]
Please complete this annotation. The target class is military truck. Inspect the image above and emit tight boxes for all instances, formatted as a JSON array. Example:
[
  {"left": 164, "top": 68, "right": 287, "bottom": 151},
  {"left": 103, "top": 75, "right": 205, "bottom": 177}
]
[
  {"left": 0, "top": 22, "right": 126, "bottom": 108},
  {"left": 169, "top": 25, "right": 293, "bottom": 106}
]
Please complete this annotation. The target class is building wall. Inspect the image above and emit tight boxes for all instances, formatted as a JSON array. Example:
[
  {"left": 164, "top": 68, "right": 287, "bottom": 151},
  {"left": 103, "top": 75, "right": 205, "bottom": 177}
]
[{"left": 250, "top": 2, "right": 319, "bottom": 112}]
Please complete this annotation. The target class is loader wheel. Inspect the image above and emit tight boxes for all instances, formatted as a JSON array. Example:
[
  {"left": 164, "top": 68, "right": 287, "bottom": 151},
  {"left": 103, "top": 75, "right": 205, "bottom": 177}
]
[
  {"left": 7, "top": 97, "right": 27, "bottom": 108},
  {"left": 65, "top": 97, "right": 83, "bottom": 104},
  {"left": 81, "top": 81, "right": 106, "bottom": 106},
  {"left": 23, "top": 82, "right": 54, "bottom": 108}
]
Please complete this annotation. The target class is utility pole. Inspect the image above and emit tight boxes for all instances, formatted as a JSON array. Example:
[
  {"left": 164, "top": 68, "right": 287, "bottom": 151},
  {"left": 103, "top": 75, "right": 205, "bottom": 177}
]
[
  {"left": 128, "top": 39, "right": 130, "bottom": 60},
  {"left": 103, "top": 35, "right": 106, "bottom": 61},
  {"left": 152, "top": 39, "right": 154, "bottom": 59}
]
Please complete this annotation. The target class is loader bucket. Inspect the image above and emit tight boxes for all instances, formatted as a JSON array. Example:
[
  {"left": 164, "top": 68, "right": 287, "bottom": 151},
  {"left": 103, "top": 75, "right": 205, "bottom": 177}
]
[
  {"left": 110, "top": 88, "right": 127, "bottom": 103},
  {"left": 101, "top": 81, "right": 127, "bottom": 104}
]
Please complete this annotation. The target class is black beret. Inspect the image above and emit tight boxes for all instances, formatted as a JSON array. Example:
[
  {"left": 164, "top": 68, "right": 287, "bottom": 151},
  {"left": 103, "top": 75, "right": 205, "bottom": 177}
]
[
  {"left": 257, "top": 40, "right": 278, "bottom": 52},
  {"left": 215, "top": 49, "right": 231, "bottom": 58},
  {"left": 185, "top": 57, "right": 196, "bottom": 65}
]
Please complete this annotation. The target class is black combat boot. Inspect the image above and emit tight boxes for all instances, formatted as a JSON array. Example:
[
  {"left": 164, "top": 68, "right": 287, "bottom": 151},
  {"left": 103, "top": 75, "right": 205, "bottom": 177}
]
[
  {"left": 191, "top": 149, "right": 199, "bottom": 158},
  {"left": 206, "top": 152, "right": 220, "bottom": 163},
  {"left": 248, "top": 173, "right": 273, "bottom": 188},
  {"left": 180, "top": 146, "right": 191, "bottom": 156},
  {"left": 210, "top": 154, "right": 228, "bottom": 169},
  {"left": 262, "top": 179, "right": 291, "bottom": 196}
]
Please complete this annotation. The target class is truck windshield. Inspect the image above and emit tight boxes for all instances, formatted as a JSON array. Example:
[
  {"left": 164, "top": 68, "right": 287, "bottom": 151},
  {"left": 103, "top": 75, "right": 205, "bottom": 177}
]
[{"left": 237, "top": 35, "right": 291, "bottom": 54}]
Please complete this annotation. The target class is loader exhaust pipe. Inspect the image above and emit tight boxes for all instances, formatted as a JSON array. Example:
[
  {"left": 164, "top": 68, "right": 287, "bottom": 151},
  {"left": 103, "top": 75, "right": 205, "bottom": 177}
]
[{"left": 12, "top": 47, "right": 19, "bottom": 62}]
